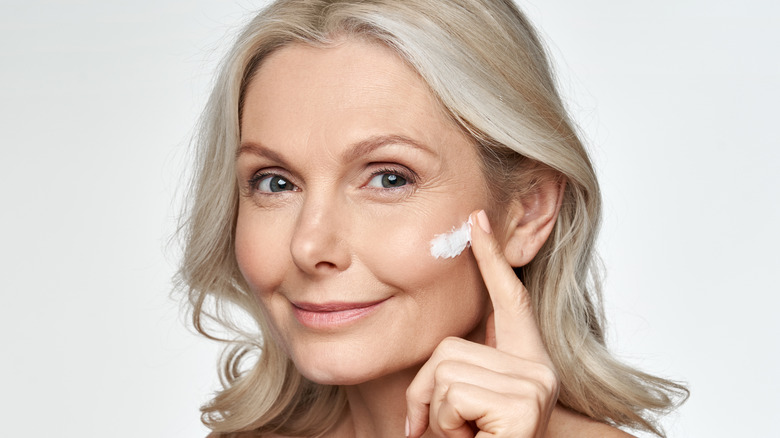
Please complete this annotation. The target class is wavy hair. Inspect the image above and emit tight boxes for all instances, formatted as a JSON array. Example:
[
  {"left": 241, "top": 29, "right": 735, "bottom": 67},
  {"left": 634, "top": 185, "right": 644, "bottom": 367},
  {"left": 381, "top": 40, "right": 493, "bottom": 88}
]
[{"left": 176, "top": 0, "right": 688, "bottom": 436}]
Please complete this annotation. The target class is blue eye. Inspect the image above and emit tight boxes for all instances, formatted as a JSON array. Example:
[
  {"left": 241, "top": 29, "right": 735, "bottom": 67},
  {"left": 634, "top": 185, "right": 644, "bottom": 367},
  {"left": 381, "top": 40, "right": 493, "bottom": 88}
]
[
  {"left": 367, "top": 172, "right": 408, "bottom": 189},
  {"left": 255, "top": 174, "right": 296, "bottom": 192}
]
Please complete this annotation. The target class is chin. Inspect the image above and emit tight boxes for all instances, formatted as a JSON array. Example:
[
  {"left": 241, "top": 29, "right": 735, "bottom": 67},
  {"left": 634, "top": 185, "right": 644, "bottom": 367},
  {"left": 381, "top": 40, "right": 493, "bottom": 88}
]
[
  {"left": 288, "top": 343, "right": 408, "bottom": 386},
  {"left": 300, "top": 369, "right": 372, "bottom": 386},
  {"left": 294, "top": 358, "right": 384, "bottom": 386}
]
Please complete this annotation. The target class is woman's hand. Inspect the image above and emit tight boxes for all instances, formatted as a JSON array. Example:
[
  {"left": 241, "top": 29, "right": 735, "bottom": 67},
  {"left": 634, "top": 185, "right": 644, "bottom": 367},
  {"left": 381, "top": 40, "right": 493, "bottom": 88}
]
[{"left": 405, "top": 210, "right": 559, "bottom": 438}]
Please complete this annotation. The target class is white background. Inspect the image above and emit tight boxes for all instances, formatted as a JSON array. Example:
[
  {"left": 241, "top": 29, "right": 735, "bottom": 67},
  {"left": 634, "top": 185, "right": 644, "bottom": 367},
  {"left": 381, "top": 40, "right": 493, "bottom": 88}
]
[{"left": 1, "top": 1, "right": 778, "bottom": 436}]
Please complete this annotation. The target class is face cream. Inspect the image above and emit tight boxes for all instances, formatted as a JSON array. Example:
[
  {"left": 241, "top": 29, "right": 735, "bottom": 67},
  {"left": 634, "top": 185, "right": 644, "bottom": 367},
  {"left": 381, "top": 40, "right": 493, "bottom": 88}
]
[{"left": 429, "top": 219, "right": 472, "bottom": 259}]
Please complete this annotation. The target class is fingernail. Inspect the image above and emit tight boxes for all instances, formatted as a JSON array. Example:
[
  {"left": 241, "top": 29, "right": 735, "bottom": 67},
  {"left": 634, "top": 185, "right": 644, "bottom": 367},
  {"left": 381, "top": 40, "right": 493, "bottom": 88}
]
[
  {"left": 477, "top": 210, "right": 491, "bottom": 234},
  {"left": 404, "top": 416, "right": 410, "bottom": 437}
]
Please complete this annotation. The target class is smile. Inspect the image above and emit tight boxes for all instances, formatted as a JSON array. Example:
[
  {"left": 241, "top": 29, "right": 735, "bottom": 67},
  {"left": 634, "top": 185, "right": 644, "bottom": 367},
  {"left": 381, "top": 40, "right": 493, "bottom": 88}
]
[{"left": 291, "top": 298, "right": 389, "bottom": 330}]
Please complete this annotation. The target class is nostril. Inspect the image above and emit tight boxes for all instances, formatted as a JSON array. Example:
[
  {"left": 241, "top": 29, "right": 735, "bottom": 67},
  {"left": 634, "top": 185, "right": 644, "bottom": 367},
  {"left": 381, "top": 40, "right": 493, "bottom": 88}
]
[{"left": 314, "top": 261, "right": 338, "bottom": 270}]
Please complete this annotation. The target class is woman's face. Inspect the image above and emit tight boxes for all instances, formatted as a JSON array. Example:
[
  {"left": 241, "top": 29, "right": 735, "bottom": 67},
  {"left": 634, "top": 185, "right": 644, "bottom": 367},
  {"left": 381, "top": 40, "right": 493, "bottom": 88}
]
[{"left": 235, "top": 38, "right": 500, "bottom": 385}]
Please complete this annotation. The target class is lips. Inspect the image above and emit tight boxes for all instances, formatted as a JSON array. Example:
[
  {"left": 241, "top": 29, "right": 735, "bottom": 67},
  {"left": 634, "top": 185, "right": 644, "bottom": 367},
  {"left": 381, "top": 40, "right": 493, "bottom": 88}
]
[{"left": 291, "top": 298, "right": 388, "bottom": 329}]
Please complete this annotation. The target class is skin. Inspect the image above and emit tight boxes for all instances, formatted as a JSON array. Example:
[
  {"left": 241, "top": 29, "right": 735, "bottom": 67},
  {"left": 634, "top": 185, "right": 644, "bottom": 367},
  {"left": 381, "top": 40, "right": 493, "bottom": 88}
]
[{"left": 232, "top": 37, "right": 632, "bottom": 438}]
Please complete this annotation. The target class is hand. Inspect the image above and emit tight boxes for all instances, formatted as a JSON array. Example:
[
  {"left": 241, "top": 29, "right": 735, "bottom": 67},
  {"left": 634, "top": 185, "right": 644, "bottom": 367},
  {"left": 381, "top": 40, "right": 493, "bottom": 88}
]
[{"left": 405, "top": 210, "right": 559, "bottom": 438}]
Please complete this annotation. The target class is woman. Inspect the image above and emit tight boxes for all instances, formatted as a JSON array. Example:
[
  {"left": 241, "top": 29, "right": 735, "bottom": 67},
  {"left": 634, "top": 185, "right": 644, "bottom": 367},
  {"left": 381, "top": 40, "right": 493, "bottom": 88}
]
[{"left": 177, "top": 0, "right": 687, "bottom": 436}]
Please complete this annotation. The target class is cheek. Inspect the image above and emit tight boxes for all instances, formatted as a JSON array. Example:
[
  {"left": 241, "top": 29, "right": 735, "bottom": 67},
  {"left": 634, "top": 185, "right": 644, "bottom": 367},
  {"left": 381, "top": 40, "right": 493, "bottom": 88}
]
[
  {"left": 358, "top": 222, "right": 438, "bottom": 286},
  {"left": 356, "top": 211, "right": 487, "bottom": 322},
  {"left": 234, "top": 206, "right": 290, "bottom": 297}
]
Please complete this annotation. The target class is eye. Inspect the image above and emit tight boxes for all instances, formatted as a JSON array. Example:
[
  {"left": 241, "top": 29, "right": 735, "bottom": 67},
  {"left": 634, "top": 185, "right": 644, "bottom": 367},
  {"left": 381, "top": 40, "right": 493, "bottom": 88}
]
[
  {"left": 367, "top": 172, "right": 408, "bottom": 189},
  {"left": 252, "top": 173, "right": 297, "bottom": 193}
]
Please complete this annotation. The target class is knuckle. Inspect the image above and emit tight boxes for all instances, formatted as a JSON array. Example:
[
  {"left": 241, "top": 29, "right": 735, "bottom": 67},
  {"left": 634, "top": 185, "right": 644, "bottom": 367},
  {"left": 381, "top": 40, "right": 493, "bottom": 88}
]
[
  {"left": 513, "top": 367, "right": 558, "bottom": 403},
  {"left": 433, "top": 360, "right": 460, "bottom": 384},
  {"left": 434, "top": 336, "right": 466, "bottom": 358},
  {"left": 440, "top": 336, "right": 466, "bottom": 349},
  {"left": 500, "top": 394, "right": 549, "bottom": 437},
  {"left": 405, "top": 383, "right": 421, "bottom": 401},
  {"left": 515, "top": 378, "right": 540, "bottom": 397},
  {"left": 444, "top": 381, "right": 469, "bottom": 403},
  {"left": 536, "top": 364, "right": 559, "bottom": 392},
  {"left": 532, "top": 380, "right": 549, "bottom": 402}
]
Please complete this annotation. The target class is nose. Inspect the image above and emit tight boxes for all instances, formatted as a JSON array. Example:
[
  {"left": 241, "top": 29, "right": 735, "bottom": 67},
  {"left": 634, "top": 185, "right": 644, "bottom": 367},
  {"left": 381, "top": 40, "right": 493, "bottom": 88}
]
[{"left": 290, "top": 193, "right": 352, "bottom": 276}]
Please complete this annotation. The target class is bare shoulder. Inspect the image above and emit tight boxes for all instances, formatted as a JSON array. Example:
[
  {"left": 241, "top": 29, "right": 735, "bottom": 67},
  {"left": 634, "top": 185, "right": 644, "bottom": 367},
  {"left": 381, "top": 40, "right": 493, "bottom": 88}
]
[{"left": 546, "top": 405, "right": 635, "bottom": 438}]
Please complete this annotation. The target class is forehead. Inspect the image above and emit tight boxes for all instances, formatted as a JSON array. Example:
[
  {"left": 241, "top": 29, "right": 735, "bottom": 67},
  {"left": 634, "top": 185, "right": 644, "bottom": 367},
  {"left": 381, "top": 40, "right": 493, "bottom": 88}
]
[{"left": 240, "top": 37, "right": 467, "bottom": 155}]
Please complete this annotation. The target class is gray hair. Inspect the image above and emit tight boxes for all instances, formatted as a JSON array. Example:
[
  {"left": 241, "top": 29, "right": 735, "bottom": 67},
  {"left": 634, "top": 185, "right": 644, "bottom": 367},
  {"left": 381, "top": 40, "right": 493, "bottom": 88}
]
[{"left": 176, "top": 0, "right": 687, "bottom": 435}]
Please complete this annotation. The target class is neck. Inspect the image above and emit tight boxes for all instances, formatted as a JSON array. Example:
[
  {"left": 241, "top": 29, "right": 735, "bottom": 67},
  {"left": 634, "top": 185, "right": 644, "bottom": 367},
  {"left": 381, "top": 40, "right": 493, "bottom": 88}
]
[{"left": 340, "top": 365, "right": 419, "bottom": 438}]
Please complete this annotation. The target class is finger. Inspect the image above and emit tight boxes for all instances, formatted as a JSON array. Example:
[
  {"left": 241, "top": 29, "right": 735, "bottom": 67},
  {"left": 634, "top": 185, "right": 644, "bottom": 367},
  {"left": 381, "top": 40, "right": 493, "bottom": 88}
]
[
  {"left": 406, "top": 337, "right": 555, "bottom": 437},
  {"left": 406, "top": 337, "right": 481, "bottom": 438},
  {"left": 430, "top": 359, "right": 548, "bottom": 402},
  {"left": 470, "top": 210, "right": 550, "bottom": 365},
  {"left": 436, "top": 382, "right": 548, "bottom": 438},
  {"left": 406, "top": 385, "right": 430, "bottom": 438},
  {"left": 431, "top": 385, "right": 475, "bottom": 438},
  {"left": 434, "top": 382, "right": 489, "bottom": 435},
  {"left": 439, "top": 381, "right": 557, "bottom": 438},
  {"left": 427, "top": 361, "right": 533, "bottom": 436},
  {"left": 429, "top": 383, "right": 474, "bottom": 438},
  {"left": 427, "top": 361, "right": 492, "bottom": 434},
  {"left": 427, "top": 358, "right": 558, "bottom": 424}
]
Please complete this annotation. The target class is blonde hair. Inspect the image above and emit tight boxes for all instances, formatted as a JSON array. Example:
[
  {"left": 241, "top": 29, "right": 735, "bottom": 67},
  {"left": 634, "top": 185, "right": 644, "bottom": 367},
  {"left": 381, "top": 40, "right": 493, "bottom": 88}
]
[{"left": 176, "top": 0, "right": 688, "bottom": 436}]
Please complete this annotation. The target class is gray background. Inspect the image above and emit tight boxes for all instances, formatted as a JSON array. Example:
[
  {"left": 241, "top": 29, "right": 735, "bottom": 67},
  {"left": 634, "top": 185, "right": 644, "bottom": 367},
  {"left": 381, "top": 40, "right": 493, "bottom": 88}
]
[{"left": 1, "top": 0, "right": 778, "bottom": 436}]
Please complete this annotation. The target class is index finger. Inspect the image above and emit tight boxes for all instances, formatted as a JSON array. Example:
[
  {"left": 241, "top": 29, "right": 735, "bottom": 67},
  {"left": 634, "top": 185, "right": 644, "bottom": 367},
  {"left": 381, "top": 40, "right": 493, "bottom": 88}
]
[{"left": 470, "top": 210, "right": 552, "bottom": 366}]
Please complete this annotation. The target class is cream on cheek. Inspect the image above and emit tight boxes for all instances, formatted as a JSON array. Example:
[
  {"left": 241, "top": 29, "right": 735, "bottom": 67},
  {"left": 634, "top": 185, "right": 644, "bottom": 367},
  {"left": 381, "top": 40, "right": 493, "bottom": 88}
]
[{"left": 429, "top": 218, "right": 472, "bottom": 259}]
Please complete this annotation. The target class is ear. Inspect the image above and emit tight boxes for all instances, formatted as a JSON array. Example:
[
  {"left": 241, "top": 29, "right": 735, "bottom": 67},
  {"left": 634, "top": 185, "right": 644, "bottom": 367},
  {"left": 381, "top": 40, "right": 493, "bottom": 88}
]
[{"left": 501, "top": 176, "right": 566, "bottom": 267}]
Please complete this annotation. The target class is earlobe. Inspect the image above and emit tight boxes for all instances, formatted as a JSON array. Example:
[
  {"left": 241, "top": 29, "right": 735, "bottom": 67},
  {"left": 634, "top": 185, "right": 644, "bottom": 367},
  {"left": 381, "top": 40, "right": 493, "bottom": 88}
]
[{"left": 502, "top": 177, "right": 566, "bottom": 267}]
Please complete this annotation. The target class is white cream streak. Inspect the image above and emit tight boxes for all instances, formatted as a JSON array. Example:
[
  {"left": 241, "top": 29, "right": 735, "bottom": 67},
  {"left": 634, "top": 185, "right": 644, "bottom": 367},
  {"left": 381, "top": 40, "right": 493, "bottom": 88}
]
[{"left": 429, "top": 219, "right": 472, "bottom": 259}]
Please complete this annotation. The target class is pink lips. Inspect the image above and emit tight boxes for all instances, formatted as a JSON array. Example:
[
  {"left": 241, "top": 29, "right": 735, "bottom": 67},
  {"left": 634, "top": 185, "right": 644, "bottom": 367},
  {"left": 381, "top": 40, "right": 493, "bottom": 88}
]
[{"left": 291, "top": 298, "right": 388, "bottom": 329}]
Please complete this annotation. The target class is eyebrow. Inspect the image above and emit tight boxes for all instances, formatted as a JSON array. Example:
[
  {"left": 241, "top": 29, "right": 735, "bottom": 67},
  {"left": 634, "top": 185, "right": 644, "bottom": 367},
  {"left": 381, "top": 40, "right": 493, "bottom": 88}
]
[
  {"left": 340, "top": 134, "right": 436, "bottom": 162},
  {"left": 236, "top": 141, "right": 290, "bottom": 166},
  {"left": 236, "top": 134, "right": 437, "bottom": 163}
]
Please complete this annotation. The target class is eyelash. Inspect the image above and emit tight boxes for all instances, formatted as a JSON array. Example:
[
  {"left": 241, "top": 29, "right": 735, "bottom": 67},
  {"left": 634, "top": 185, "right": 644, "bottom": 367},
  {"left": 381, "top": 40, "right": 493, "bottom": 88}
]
[
  {"left": 245, "top": 165, "right": 418, "bottom": 193},
  {"left": 246, "top": 171, "right": 266, "bottom": 190},
  {"left": 367, "top": 166, "right": 417, "bottom": 188},
  {"left": 247, "top": 171, "right": 294, "bottom": 192}
]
